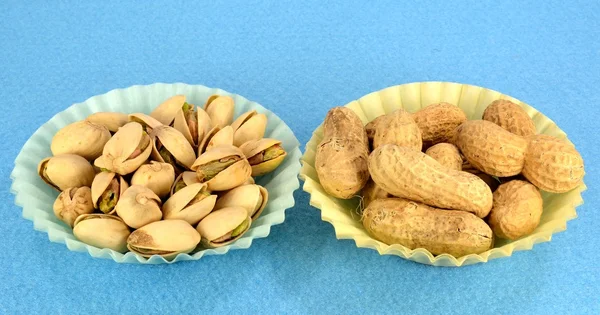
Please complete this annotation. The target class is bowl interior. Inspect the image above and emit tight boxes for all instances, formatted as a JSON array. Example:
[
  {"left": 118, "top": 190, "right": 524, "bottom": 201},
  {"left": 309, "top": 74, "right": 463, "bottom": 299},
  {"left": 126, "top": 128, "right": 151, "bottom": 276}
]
[
  {"left": 10, "top": 83, "right": 302, "bottom": 264},
  {"left": 299, "top": 81, "right": 586, "bottom": 267}
]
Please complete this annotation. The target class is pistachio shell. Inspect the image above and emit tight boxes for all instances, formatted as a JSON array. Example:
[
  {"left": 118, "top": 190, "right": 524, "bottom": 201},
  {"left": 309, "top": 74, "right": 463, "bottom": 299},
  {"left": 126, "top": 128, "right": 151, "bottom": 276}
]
[
  {"left": 150, "top": 95, "right": 186, "bottom": 126},
  {"left": 242, "top": 177, "right": 255, "bottom": 186},
  {"left": 131, "top": 161, "right": 175, "bottom": 198},
  {"left": 53, "top": 186, "right": 94, "bottom": 227},
  {"left": 51, "top": 120, "right": 111, "bottom": 160},
  {"left": 204, "top": 95, "right": 234, "bottom": 128},
  {"left": 197, "top": 107, "right": 213, "bottom": 142},
  {"left": 196, "top": 206, "right": 251, "bottom": 248},
  {"left": 206, "top": 125, "right": 234, "bottom": 152},
  {"left": 128, "top": 113, "right": 163, "bottom": 133},
  {"left": 240, "top": 138, "right": 287, "bottom": 177},
  {"left": 91, "top": 172, "right": 129, "bottom": 214},
  {"left": 150, "top": 125, "right": 197, "bottom": 170},
  {"left": 231, "top": 111, "right": 267, "bottom": 146},
  {"left": 94, "top": 122, "right": 153, "bottom": 175},
  {"left": 73, "top": 214, "right": 130, "bottom": 253},
  {"left": 38, "top": 154, "right": 95, "bottom": 191},
  {"left": 115, "top": 185, "right": 162, "bottom": 229},
  {"left": 163, "top": 183, "right": 217, "bottom": 225},
  {"left": 173, "top": 106, "right": 197, "bottom": 147},
  {"left": 86, "top": 112, "right": 129, "bottom": 133},
  {"left": 127, "top": 220, "right": 200, "bottom": 258},
  {"left": 171, "top": 171, "right": 201, "bottom": 196},
  {"left": 191, "top": 146, "right": 252, "bottom": 191},
  {"left": 197, "top": 125, "right": 221, "bottom": 155},
  {"left": 214, "top": 184, "right": 268, "bottom": 220}
]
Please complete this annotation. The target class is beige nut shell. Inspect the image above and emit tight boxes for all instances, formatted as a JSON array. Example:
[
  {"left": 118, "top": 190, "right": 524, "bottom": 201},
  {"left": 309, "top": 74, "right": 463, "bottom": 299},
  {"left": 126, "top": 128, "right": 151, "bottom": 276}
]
[
  {"left": 150, "top": 125, "right": 197, "bottom": 170},
  {"left": 425, "top": 143, "right": 462, "bottom": 171},
  {"left": 150, "top": 95, "right": 186, "bottom": 126},
  {"left": 373, "top": 109, "right": 422, "bottom": 151},
  {"left": 196, "top": 206, "right": 251, "bottom": 248},
  {"left": 231, "top": 110, "right": 268, "bottom": 147},
  {"left": 73, "top": 214, "right": 130, "bottom": 253},
  {"left": 115, "top": 185, "right": 162, "bottom": 229},
  {"left": 206, "top": 125, "right": 234, "bottom": 152},
  {"left": 413, "top": 102, "right": 467, "bottom": 148},
  {"left": 94, "top": 122, "right": 153, "bottom": 175},
  {"left": 361, "top": 179, "right": 392, "bottom": 208},
  {"left": 197, "top": 125, "right": 221, "bottom": 155},
  {"left": 127, "top": 220, "right": 200, "bottom": 258},
  {"left": 488, "top": 180, "right": 543, "bottom": 240},
  {"left": 214, "top": 184, "right": 268, "bottom": 220},
  {"left": 51, "top": 120, "right": 111, "bottom": 160},
  {"left": 128, "top": 113, "right": 164, "bottom": 131},
  {"left": 191, "top": 146, "right": 252, "bottom": 191},
  {"left": 170, "top": 171, "right": 201, "bottom": 196},
  {"left": 86, "top": 112, "right": 129, "bottom": 132},
  {"left": 482, "top": 99, "right": 536, "bottom": 137},
  {"left": 240, "top": 138, "right": 287, "bottom": 177},
  {"left": 455, "top": 120, "right": 528, "bottom": 177},
  {"left": 368, "top": 144, "right": 493, "bottom": 218},
  {"left": 131, "top": 161, "right": 175, "bottom": 198},
  {"left": 522, "top": 134, "right": 584, "bottom": 193},
  {"left": 38, "top": 154, "right": 95, "bottom": 191},
  {"left": 162, "top": 183, "right": 217, "bottom": 225},
  {"left": 90, "top": 171, "right": 129, "bottom": 212},
  {"left": 53, "top": 186, "right": 94, "bottom": 228},
  {"left": 204, "top": 95, "right": 234, "bottom": 129},
  {"left": 362, "top": 198, "right": 493, "bottom": 257}
]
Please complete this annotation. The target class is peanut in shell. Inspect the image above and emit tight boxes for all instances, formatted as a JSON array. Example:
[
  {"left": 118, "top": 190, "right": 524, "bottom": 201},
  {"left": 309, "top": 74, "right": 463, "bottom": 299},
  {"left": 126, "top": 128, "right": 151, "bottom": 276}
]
[
  {"left": 482, "top": 99, "right": 536, "bottom": 137},
  {"left": 413, "top": 102, "right": 467, "bottom": 148},
  {"left": 372, "top": 109, "right": 422, "bottom": 151},
  {"left": 425, "top": 143, "right": 462, "bottom": 171},
  {"left": 488, "top": 180, "right": 543, "bottom": 240}
]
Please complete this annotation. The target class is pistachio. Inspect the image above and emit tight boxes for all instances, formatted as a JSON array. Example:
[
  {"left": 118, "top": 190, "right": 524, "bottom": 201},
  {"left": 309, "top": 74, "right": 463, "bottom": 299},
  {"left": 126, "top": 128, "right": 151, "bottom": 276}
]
[
  {"left": 214, "top": 184, "right": 268, "bottom": 220},
  {"left": 53, "top": 186, "right": 94, "bottom": 227},
  {"left": 197, "top": 125, "right": 220, "bottom": 155},
  {"left": 86, "top": 112, "right": 129, "bottom": 133},
  {"left": 127, "top": 220, "right": 200, "bottom": 258},
  {"left": 115, "top": 185, "right": 162, "bottom": 229},
  {"left": 191, "top": 146, "right": 252, "bottom": 191},
  {"left": 128, "top": 113, "right": 163, "bottom": 134},
  {"left": 94, "top": 122, "right": 153, "bottom": 175},
  {"left": 38, "top": 154, "right": 95, "bottom": 191},
  {"left": 240, "top": 138, "right": 287, "bottom": 176},
  {"left": 131, "top": 161, "right": 175, "bottom": 198},
  {"left": 171, "top": 171, "right": 201, "bottom": 196},
  {"left": 196, "top": 207, "right": 251, "bottom": 248},
  {"left": 242, "top": 177, "right": 255, "bottom": 186},
  {"left": 150, "top": 95, "right": 186, "bottom": 126},
  {"left": 204, "top": 95, "right": 234, "bottom": 128},
  {"left": 231, "top": 110, "right": 268, "bottom": 146},
  {"left": 206, "top": 125, "right": 234, "bottom": 152},
  {"left": 91, "top": 172, "right": 129, "bottom": 214},
  {"left": 73, "top": 214, "right": 130, "bottom": 253},
  {"left": 150, "top": 125, "right": 196, "bottom": 172},
  {"left": 51, "top": 120, "right": 111, "bottom": 160},
  {"left": 163, "top": 183, "right": 217, "bottom": 225}
]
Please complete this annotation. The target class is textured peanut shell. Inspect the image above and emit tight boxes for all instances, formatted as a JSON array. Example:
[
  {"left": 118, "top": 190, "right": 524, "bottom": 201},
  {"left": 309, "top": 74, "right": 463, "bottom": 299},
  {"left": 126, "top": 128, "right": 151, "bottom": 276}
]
[
  {"left": 488, "top": 180, "right": 543, "bottom": 240},
  {"left": 455, "top": 120, "right": 528, "bottom": 177},
  {"left": 522, "top": 134, "right": 584, "bottom": 193},
  {"left": 315, "top": 107, "right": 370, "bottom": 199},
  {"left": 425, "top": 143, "right": 462, "bottom": 171},
  {"left": 368, "top": 145, "right": 492, "bottom": 217},
  {"left": 413, "top": 102, "right": 467, "bottom": 148},
  {"left": 362, "top": 198, "right": 493, "bottom": 257},
  {"left": 373, "top": 109, "right": 422, "bottom": 151},
  {"left": 482, "top": 99, "right": 536, "bottom": 137},
  {"left": 361, "top": 180, "right": 392, "bottom": 208}
]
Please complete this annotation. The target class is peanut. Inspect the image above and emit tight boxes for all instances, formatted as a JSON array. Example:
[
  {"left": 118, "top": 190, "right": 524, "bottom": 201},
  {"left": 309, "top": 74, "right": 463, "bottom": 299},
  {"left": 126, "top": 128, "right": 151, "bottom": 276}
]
[
  {"left": 361, "top": 179, "right": 392, "bottom": 208},
  {"left": 522, "top": 134, "right": 584, "bottom": 193},
  {"left": 455, "top": 120, "right": 528, "bottom": 177},
  {"left": 315, "top": 107, "right": 370, "bottom": 199},
  {"left": 488, "top": 180, "right": 543, "bottom": 240},
  {"left": 362, "top": 198, "right": 493, "bottom": 257},
  {"left": 425, "top": 143, "right": 462, "bottom": 171},
  {"left": 368, "top": 144, "right": 493, "bottom": 218},
  {"left": 482, "top": 99, "right": 536, "bottom": 137},
  {"left": 365, "top": 115, "right": 386, "bottom": 148},
  {"left": 372, "top": 109, "right": 422, "bottom": 151},
  {"left": 413, "top": 102, "right": 467, "bottom": 149},
  {"left": 461, "top": 159, "right": 501, "bottom": 192}
]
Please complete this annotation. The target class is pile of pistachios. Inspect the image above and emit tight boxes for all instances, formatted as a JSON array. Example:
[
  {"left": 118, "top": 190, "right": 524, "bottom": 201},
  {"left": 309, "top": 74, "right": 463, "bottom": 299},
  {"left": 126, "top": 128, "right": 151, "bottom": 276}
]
[{"left": 38, "top": 95, "right": 287, "bottom": 259}]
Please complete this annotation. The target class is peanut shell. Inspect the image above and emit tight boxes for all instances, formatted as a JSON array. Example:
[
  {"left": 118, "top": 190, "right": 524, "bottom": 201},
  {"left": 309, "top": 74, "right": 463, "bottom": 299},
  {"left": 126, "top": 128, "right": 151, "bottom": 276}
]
[
  {"left": 413, "top": 102, "right": 467, "bottom": 148},
  {"left": 482, "top": 99, "right": 536, "bottom": 137},
  {"left": 488, "top": 180, "right": 543, "bottom": 240}
]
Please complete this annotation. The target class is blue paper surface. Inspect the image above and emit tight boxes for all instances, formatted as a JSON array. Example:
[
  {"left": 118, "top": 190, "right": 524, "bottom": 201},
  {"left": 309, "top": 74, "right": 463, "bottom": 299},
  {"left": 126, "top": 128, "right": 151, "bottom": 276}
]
[{"left": 1, "top": 0, "right": 598, "bottom": 314}]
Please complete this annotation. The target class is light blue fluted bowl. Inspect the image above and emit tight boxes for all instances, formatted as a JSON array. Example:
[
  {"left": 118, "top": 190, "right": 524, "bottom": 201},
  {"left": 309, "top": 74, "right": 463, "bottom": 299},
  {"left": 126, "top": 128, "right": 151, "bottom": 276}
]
[{"left": 10, "top": 83, "right": 302, "bottom": 264}]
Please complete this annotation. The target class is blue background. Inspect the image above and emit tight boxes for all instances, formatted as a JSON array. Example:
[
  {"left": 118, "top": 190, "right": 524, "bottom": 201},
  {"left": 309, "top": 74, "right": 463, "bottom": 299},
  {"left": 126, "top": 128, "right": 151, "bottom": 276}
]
[{"left": 1, "top": 1, "right": 598, "bottom": 314}]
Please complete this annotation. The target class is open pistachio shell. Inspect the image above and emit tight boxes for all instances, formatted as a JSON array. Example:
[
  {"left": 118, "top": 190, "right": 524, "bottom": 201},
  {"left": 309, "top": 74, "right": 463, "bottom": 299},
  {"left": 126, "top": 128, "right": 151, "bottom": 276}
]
[
  {"left": 240, "top": 138, "right": 287, "bottom": 177},
  {"left": 150, "top": 95, "right": 186, "bottom": 126},
  {"left": 91, "top": 172, "right": 129, "bottom": 214},
  {"left": 128, "top": 113, "right": 163, "bottom": 134},
  {"left": 38, "top": 154, "right": 95, "bottom": 191},
  {"left": 94, "top": 122, "right": 153, "bottom": 175},
  {"left": 197, "top": 107, "right": 212, "bottom": 144},
  {"left": 73, "top": 214, "right": 130, "bottom": 253},
  {"left": 51, "top": 120, "right": 111, "bottom": 160},
  {"left": 53, "top": 186, "right": 94, "bottom": 227},
  {"left": 197, "top": 125, "right": 221, "bottom": 155},
  {"left": 86, "top": 112, "right": 129, "bottom": 132},
  {"left": 206, "top": 125, "right": 234, "bottom": 152},
  {"left": 196, "top": 207, "right": 251, "bottom": 248},
  {"left": 190, "top": 145, "right": 252, "bottom": 191},
  {"left": 127, "top": 220, "right": 200, "bottom": 259},
  {"left": 173, "top": 104, "right": 198, "bottom": 148},
  {"left": 171, "top": 171, "right": 201, "bottom": 196},
  {"left": 203, "top": 95, "right": 234, "bottom": 128},
  {"left": 115, "top": 185, "right": 162, "bottom": 229},
  {"left": 150, "top": 125, "right": 196, "bottom": 171},
  {"left": 163, "top": 183, "right": 217, "bottom": 225},
  {"left": 231, "top": 111, "right": 268, "bottom": 147},
  {"left": 131, "top": 161, "right": 175, "bottom": 198},
  {"left": 214, "top": 184, "right": 268, "bottom": 220}
]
